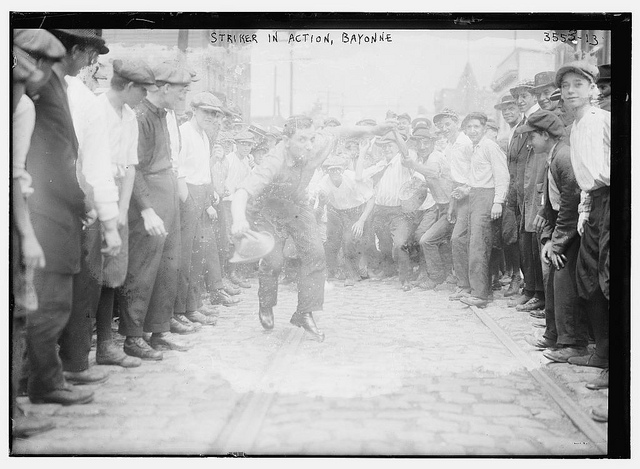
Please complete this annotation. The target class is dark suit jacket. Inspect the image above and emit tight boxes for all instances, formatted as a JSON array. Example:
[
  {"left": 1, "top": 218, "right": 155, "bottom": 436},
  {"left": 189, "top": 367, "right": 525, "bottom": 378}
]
[
  {"left": 539, "top": 140, "right": 581, "bottom": 254},
  {"left": 26, "top": 71, "right": 86, "bottom": 274},
  {"left": 506, "top": 118, "right": 533, "bottom": 214}
]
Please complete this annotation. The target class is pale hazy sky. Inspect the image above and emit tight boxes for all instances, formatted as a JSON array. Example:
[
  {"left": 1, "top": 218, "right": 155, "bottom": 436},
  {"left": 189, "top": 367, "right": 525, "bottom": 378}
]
[{"left": 248, "top": 29, "right": 556, "bottom": 122}]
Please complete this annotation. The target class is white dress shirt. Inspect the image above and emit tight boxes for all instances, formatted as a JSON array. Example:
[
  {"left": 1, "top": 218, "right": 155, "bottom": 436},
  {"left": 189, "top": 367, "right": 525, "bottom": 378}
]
[
  {"left": 178, "top": 120, "right": 212, "bottom": 186},
  {"left": 96, "top": 93, "right": 139, "bottom": 179},
  {"left": 224, "top": 151, "right": 252, "bottom": 201},
  {"left": 13, "top": 94, "right": 36, "bottom": 196},
  {"left": 447, "top": 132, "right": 473, "bottom": 185},
  {"left": 468, "top": 137, "right": 510, "bottom": 204},
  {"left": 364, "top": 153, "right": 414, "bottom": 207},
  {"left": 318, "top": 170, "right": 374, "bottom": 210},
  {"left": 65, "top": 74, "right": 119, "bottom": 221}
]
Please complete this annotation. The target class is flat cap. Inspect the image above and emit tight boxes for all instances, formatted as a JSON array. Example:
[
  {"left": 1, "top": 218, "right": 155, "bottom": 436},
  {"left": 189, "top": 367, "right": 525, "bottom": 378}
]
[
  {"left": 190, "top": 91, "right": 224, "bottom": 112},
  {"left": 152, "top": 62, "right": 193, "bottom": 85},
  {"left": 433, "top": 108, "right": 459, "bottom": 124},
  {"left": 12, "top": 46, "right": 40, "bottom": 82},
  {"left": 509, "top": 79, "right": 536, "bottom": 97},
  {"left": 397, "top": 113, "right": 411, "bottom": 122},
  {"left": 233, "top": 130, "right": 255, "bottom": 142},
  {"left": 515, "top": 109, "right": 565, "bottom": 139},
  {"left": 14, "top": 29, "right": 66, "bottom": 60},
  {"left": 555, "top": 61, "right": 599, "bottom": 87},
  {"left": 324, "top": 117, "right": 341, "bottom": 127},
  {"left": 112, "top": 59, "right": 155, "bottom": 85},
  {"left": 494, "top": 95, "right": 517, "bottom": 110},
  {"left": 597, "top": 64, "right": 611, "bottom": 83},
  {"left": 385, "top": 110, "right": 398, "bottom": 119},
  {"left": 377, "top": 131, "right": 397, "bottom": 143},
  {"left": 52, "top": 29, "right": 109, "bottom": 54},
  {"left": 217, "top": 131, "right": 235, "bottom": 143},
  {"left": 461, "top": 111, "right": 488, "bottom": 127},
  {"left": 549, "top": 88, "right": 562, "bottom": 102},
  {"left": 411, "top": 126, "right": 437, "bottom": 139},
  {"left": 532, "top": 71, "right": 557, "bottom": 92},
  {"left": 356, "top": 118, "right": 377, "bottom": 126},
  {"left": 411, "top": 115, "right": 432, "bottom": 128}
]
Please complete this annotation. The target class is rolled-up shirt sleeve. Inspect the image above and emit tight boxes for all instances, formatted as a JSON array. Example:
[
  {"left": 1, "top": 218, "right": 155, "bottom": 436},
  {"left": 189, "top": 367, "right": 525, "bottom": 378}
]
[{"left": 12, "top": 95, "right": 35, "bottom": 196}]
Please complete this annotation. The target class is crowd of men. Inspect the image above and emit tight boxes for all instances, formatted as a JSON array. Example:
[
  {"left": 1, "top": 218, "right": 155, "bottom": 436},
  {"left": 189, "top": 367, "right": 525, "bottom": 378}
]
[{"left": 11, "top": 28, "right": 611, "bottom": 438}]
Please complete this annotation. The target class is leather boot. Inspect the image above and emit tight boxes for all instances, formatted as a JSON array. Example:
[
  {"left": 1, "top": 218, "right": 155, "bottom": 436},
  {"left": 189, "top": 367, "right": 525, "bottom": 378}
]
[
  {"left": 290, "top": 312, "right": 325, "bottom": 342},
  {"left": 259, "top": 306, "right": 274, "bottom": 330},
  {"left": 504, "top": 277, "right": 522, "bottom": 297}
]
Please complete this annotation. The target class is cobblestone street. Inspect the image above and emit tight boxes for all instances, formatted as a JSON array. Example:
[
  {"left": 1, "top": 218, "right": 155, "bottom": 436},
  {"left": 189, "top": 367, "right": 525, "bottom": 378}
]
[{"left": 12, "top": 276, "right": 607, "bottom": 456}]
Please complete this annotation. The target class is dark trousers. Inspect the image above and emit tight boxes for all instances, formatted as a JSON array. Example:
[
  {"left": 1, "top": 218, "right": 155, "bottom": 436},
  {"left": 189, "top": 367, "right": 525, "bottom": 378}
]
[
  {"left": 467, "top": 188, "right": 495, "bottom": 300},
  {"left": 119, "top": 172, "right": 180, "bottom": 336},
  {"left": 202, "top": 215, "right": 225, "bottom": 293},
  {"left": 419, "top": 204, "right": 454, "bottom": 283},
  {"left": 520, "top": 230, "right": 545, "bottom": 297},
  {"left": 175, "top": 184, "right": 208, "bottom": 314},
  {"left": 577, "top": 187, "right": 610, "bottom": 358},
  {"left": 325, "top": 204, "right": 366, "bottom": 282},
  {"left": 59, "top": 224, "right": 103, "bottom": 372},
  {"left": 450, "top": 197, "right": 470, "bottom": 288},
  {"left": 372, "top": 205, "right": 416, "bottom": 283},
  {"left": 254, "top": 203, "right": 326, "bottom": 313},
  {"left": 26, "top": 271, "right": 74, "bottom": 398},
  {"left": 543, "top": 236, "right": 589, "bottom": 347}
]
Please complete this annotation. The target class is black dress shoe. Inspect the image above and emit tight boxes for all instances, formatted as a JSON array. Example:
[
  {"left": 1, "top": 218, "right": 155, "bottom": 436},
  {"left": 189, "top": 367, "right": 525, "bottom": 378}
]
[
  {"left": 516, "top": 297, "right": 545, "bottom": 312},
  {"left": 211, "top": 289, "right": 241, "bottom": 307},
  {"left": 30, "top": 384, "right": 94, "bottom": 406},
  {"left": 259, "top": 307, "right": 274, "bottom": 330},
  {"left": 185, "top": 311, "right": 217, "bottom": 326},
  {"left": 290, "top": 312, "right": 325, "bottom": 342},
  {"left": 149, "top": 333, "right": 190, "bottom": 352},
  {"left": 63, "top": 368, "right": 109, "bottom": 385},
  {"left": 124, "top": 336, "right": 163, "bottom": 361}
]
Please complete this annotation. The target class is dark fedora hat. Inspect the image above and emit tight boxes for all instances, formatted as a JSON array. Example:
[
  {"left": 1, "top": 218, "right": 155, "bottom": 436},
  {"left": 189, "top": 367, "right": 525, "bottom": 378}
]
[{"left": 52, "top": 29, "right": 109, "bottom": 54}]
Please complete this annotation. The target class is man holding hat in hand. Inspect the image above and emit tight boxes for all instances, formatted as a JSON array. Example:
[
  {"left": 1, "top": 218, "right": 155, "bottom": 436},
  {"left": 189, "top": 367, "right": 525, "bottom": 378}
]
[
  {"left": 231, "top": 115, "right": 394, "bottom": 341},
  {"left": 118, "top": 61, "right": 193, "bottom": 359}
]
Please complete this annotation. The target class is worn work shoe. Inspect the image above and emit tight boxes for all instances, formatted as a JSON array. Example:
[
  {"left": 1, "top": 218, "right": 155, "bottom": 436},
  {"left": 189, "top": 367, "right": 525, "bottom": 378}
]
[
  {"left": 211, "top": 289, "right": 241, "bottom": 307},
  {"left": 401, "top": 282, "right": 412, "bottom": 292},
  {"left": 449, "top": 287, "right": 471, "bottom": 301},
  {"left": 543, "top": 346, "right": 589, "bottom": 363},
  {"left": 586, "top": 368, "right": 609, "bottom": 390},
  {"left": 417, "top": 278, "right": 438, "bottom": 290},
  {"left": 503, "top": 277, "right": 523, "bottom": 297},
  {"left": 97, "top": 343, "right": 142, "bottom": 368},
  {"left": 170, "top": 315, "right": 198, "bottom": 335},
  {"left": 529, "top": 310, "right": 546, "bottom": 319},
  {"left": 259, "top": 306, "right": 274, "bottom": 330},
  {"left": 591, "top": 406, "right": 608, "bottom": 422},
  {"left": 30, "top": 384, "right": 94, "bottom": 406},
  {"left": 124, "top": 336, "right": 163, "bottom": 361},
  {"left": 149, "top": 333, "right": 190, "bottom": 352},
  {"left": 185, "top": 310, "right": 217, "bottom": 326},
  {"left": 290, "top": 312, "right": 325, "bottom": 342},
  {"left": 516, "top": 297, "right": 545, "bottom": 312},
  {"left": 222, "top": 278, "right": 242, "bottom": 295},
  {"left": 63, "top": 368, "right": 109, "bottom": 385},
  {"left": 460, "top": 296, "right": 488, "bottom": 308},
  {"left": 508, "top": 294, "right": 532, "bottom": 308},
  {"left": 568, "top": 353, "right": 609, "bottom": 368},
  {"left": 524, "top": 334, "right": 557, "bottom": 350},
  {"left": 229, "top": 272, "right": 251, "bottom": 289}
]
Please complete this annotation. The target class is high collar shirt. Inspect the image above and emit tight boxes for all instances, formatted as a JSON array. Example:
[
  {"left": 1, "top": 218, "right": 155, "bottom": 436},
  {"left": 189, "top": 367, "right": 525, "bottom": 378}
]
[
  {"left": 447, "top": 131, "right": 473, "bottom": 185},
  {"left": 13, "top": 94, "right": 36, "bottom": 196},
  {"left": 224, "top": 151, "right": 253, "bottom": 201},
  {"left": 468, "top": 136, "right": 510, "bottom": 204},
  {"left": 65, "top": 75, "right": 119, "bottom": 221},
  {"left": 178, "top": 120, "right": 212, "bottom": 186},
  {"left": 318, "top": 169, "right": 374, "bottom": 210},
  {"left": 97, "top": 93, "right": 139, "bottom": 179},
  {"left": 546, "top": 142, "right": 561, "bottom": 211},
  {"left": 364, "top": 153, "right": 414, "bottom": 207}
]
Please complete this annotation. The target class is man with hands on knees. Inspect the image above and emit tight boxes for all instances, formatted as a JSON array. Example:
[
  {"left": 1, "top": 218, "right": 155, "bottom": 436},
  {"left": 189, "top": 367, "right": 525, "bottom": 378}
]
[{"left": 231, "top": 115, "right": 395, "bottom": 341}]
